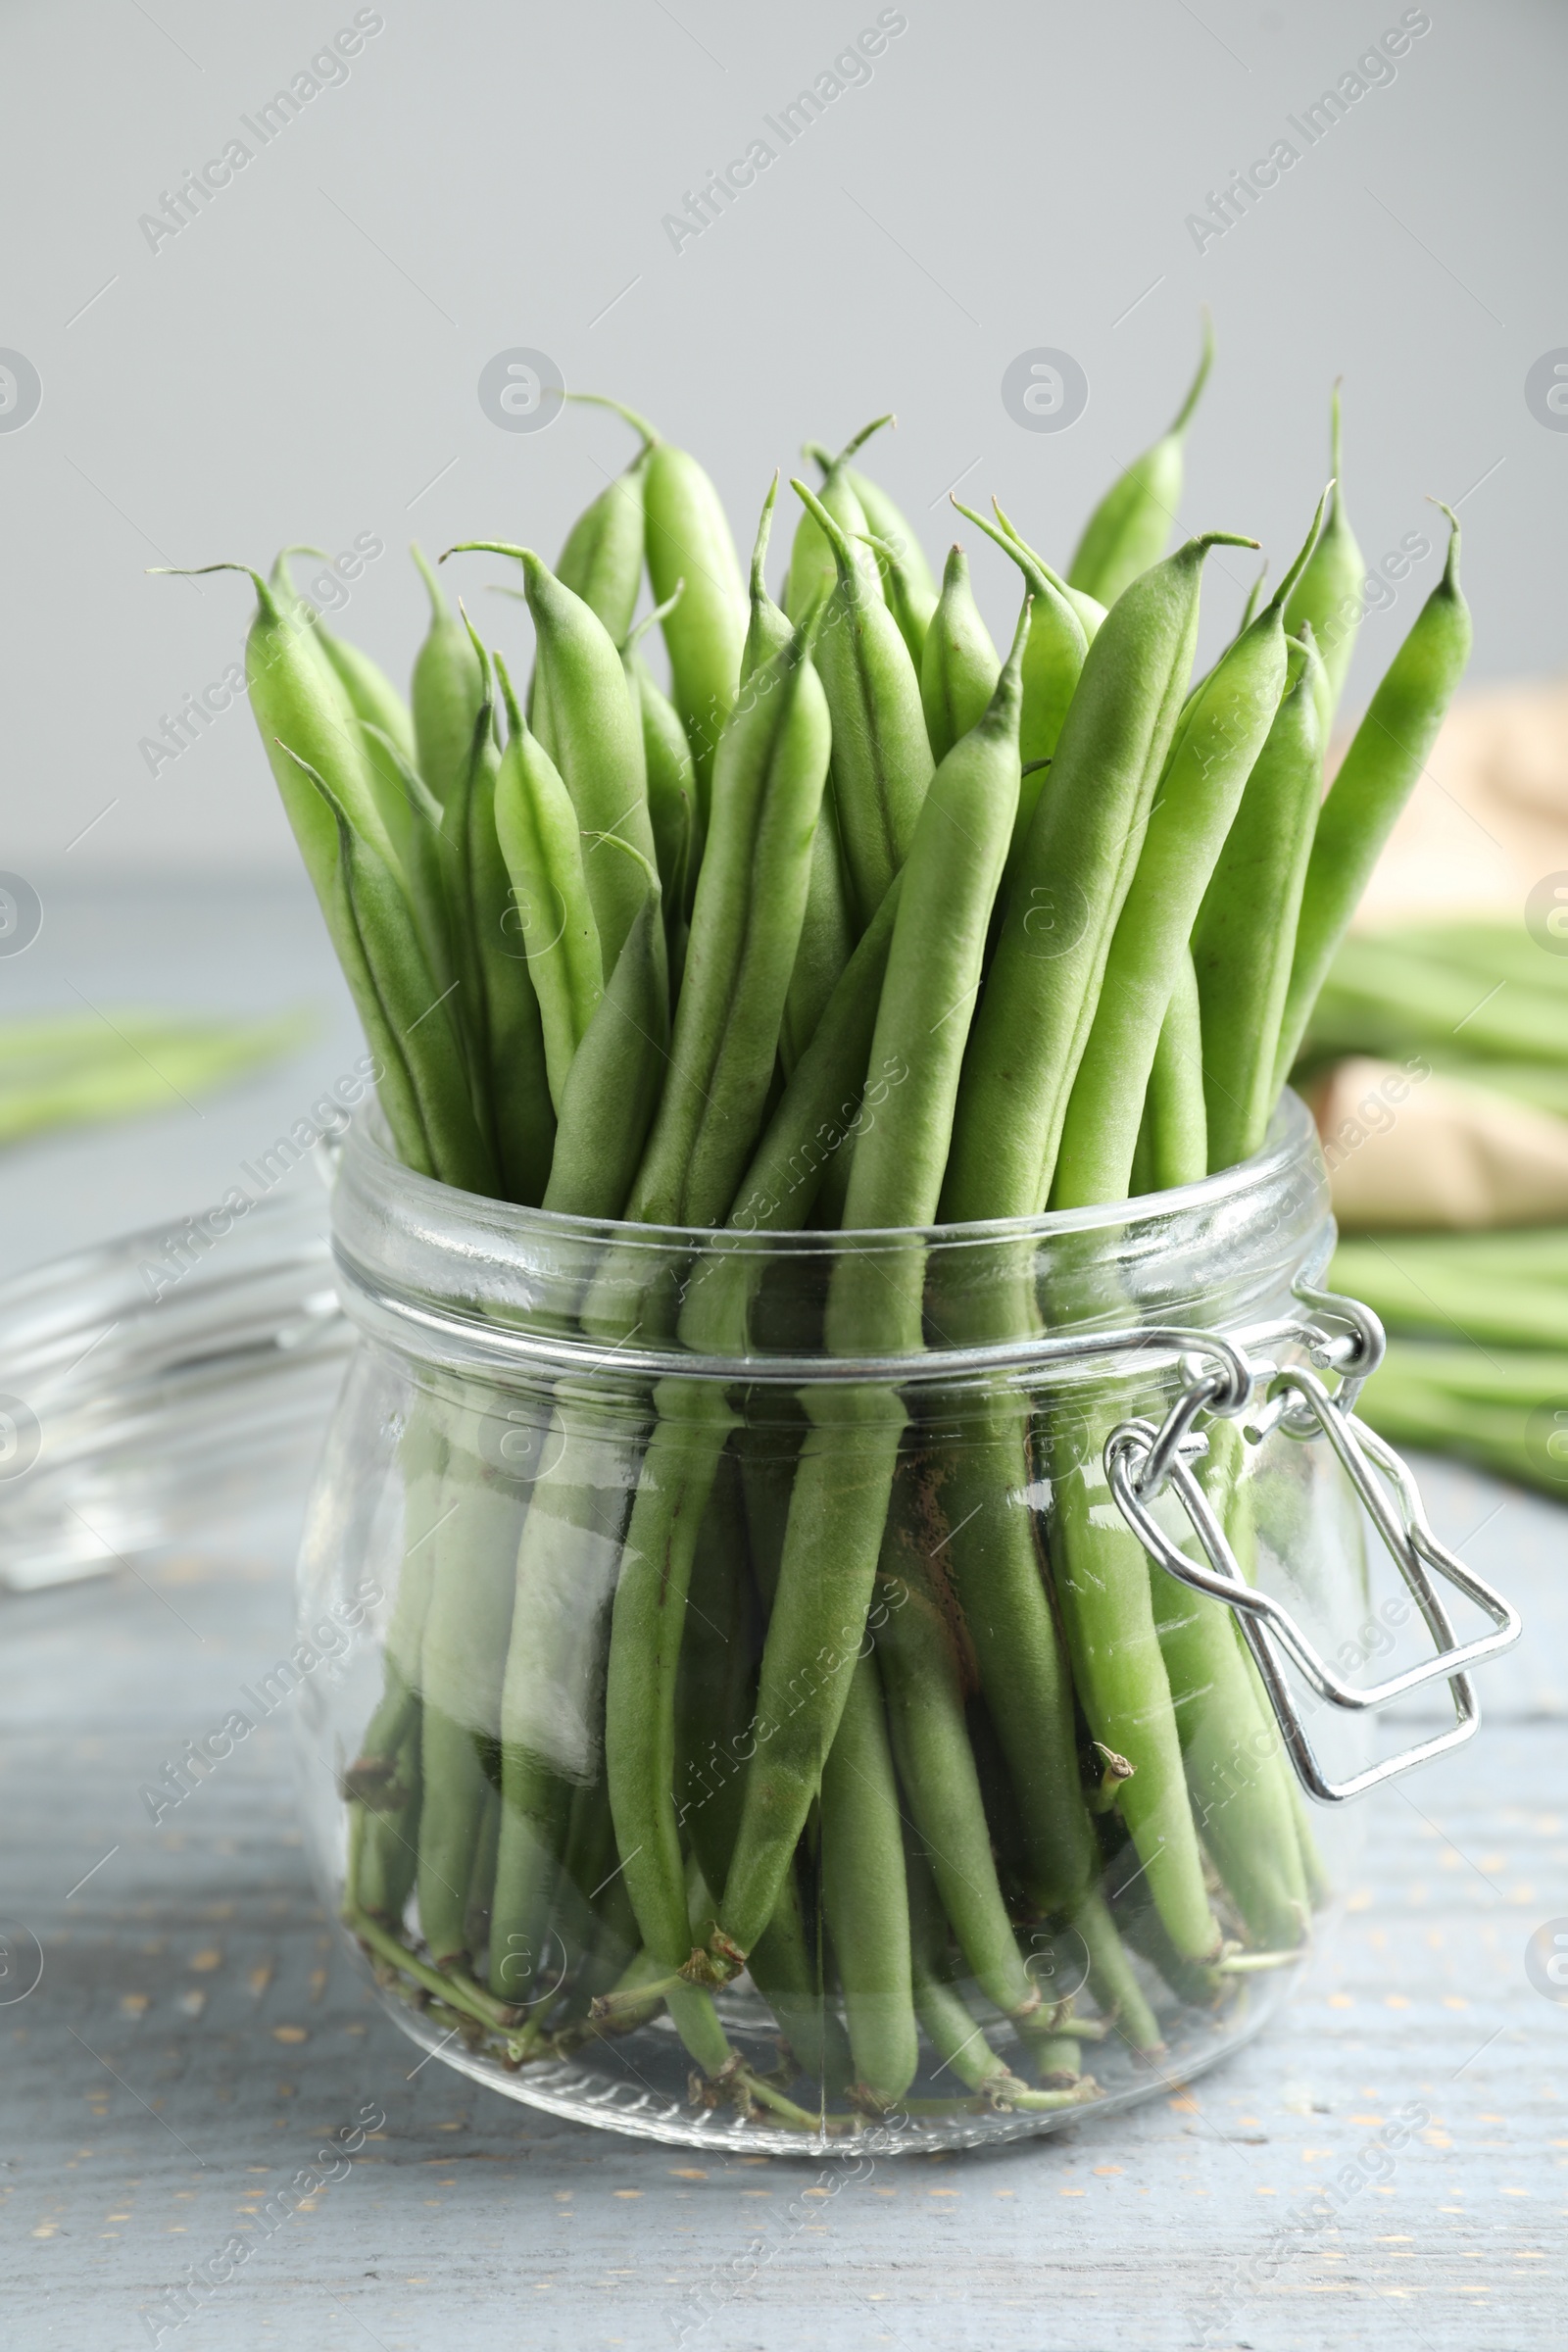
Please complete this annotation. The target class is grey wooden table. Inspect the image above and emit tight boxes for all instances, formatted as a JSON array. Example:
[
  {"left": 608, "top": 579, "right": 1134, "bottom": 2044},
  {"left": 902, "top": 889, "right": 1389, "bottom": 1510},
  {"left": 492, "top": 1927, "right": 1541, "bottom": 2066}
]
[{"left": 4, "top": 884, "right": 1567, "bottom": 2348}]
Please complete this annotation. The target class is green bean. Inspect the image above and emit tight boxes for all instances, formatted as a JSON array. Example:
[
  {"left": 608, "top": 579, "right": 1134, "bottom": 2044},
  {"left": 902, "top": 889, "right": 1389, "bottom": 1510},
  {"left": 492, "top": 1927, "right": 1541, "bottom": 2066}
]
[
  {"left": 621, "top": 592, "right": 695, "bottom": 948},
  {"left": 818, "top": 1652, "right": 919, "bottom": 2107},
  {"left": 743, "top": 478, "right": 857, "bottom": 1073},
  {"left": 903, "top": 1833, "right": 1017, "bottom": 2102},
  {"left": 624, "top": 614, "right": 832, "bottom": 1229},
  {"left": 928, "top": 1420, "right": 1096, "bottom": 1910},
  {"left": 444, "top": 543, "right": 659, "bottom": 978},
  {"left": 1235, "top": 561, "right": 1269, "bottom": 640},
  {"left": 1052, "top": 492, "right": 1326, "bottom": 1209},
  {"left": 643, "top": 432, "right": 748, "bottom": 830},
  {"left": 741, "top": 475, "right": 792, "bottom": 679},
  {"left": 463, "top": 1784, "right": 501, "bottom": 1958},
  {"left": 280, "top": 749, "right": 497, "bottom": 1192},
  {"left": 722, "top": 874, "right": 903, "bottom": 1245},
  {"left": 543, "top": 870, "right": 669, "bottom": 1220},
  {"left": 355, "top": 1727, "right": 421, "bottom": 1929},
  {"left": 875, "top": 1450, "right": 1049, "bottom": 2034},
  {"left": 677, "top": 1483, "right": 851, "bottom": 2088},
  {"left": 351, "top": 1410, "right": 438, "bottom": 1935},
  {"left": 1283, "top": 384, "right": 1364, "bottom": 737},
  {"left": 950, "top": 499, "right": 1089, "bottom": 869},
  {"left": 1193, "top": 628, "right": 1325, "bottom": 1169},
  {"left": 858, "top": 531, "right": 938, "bottom": 671},
  {"left": 487, "top": 1413, "right": 630, "bottom": 2004},
  {"left": 789, "top": 479, "right": 933, "bottom": 928},
  {"left": 416, "top": 1408, "right": 524, "bottom": 1970},
  {"left": 920, "top": 544, "right": 1001, "bottom": 762},
  {"left": 557, "top": 396, "right": 657, "bottom": 645},
  {"left": 787, "top": 416, "right": 892, "bottom": 618},
  {"left": 1152, "top": 1419, "right": 1308, "bottom": 1950},
  {"left": 1052, "top": 1434, "right": 1220, "bottom": 1964},
  {"left": 275, "top": 546, "right": 418, "bottom": 766},
  {"left": 709, "top": 607, "right": 1030, "bottom": 1974},
  {"left": 456, "top": 641, "right": 557, "bottom": 1205},
  {"left": 490, "top": 650, "right": 603, "bottom": 1114},
  {"left": 836, "top": 594, "right": 1028, "bottom": 1260},
  {"left": 1273, "top": 505, "right": 1471, "bottom": 1093},
  {"left": 845, "top": 463, "right": 939, "bottom": 607},
  {"left": 411, "top": 544, "right": 486, "bottom": 806},
  {"left": 358, "top": 722, "right": 460, "bottom": 1023},
  {"left": 607, "top": 1389, "right": 736, "bottom": 1973},
  {"left": 1067, "top": 313, "right": 1214, "bottom": 607},
  {"left": 158, "top": 562, "right": 399, "bottom": 874},
  {"left": 1141, "top": 944, "right": 1207, "bottom": 1191},
  {"left": 940, "top": 532, "right": 1250, "bottom": 1224},
  {"left": 991, "top": 500, "right": 1106, "bottom": 641}
]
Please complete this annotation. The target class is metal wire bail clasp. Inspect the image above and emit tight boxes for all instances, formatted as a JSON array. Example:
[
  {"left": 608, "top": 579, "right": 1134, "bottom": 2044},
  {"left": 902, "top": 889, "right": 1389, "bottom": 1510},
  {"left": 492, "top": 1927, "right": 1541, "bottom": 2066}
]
[{"left": 1104, "top": 1315, "right": 1524, "bottom": 1804}]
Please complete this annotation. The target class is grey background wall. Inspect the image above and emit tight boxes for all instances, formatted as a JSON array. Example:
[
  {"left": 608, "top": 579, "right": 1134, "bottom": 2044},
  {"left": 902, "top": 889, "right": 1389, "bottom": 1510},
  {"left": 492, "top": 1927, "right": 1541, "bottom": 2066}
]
[{"left": 2, "top": 0, "right": 1564, "bottom": 880}]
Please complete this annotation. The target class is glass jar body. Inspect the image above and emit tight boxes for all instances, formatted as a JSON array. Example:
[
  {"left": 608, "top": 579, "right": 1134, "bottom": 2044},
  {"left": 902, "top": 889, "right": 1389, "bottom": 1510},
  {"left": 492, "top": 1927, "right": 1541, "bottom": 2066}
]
[{"left": 298, "top": 1098, "right": 1368, "bottom": 2154}]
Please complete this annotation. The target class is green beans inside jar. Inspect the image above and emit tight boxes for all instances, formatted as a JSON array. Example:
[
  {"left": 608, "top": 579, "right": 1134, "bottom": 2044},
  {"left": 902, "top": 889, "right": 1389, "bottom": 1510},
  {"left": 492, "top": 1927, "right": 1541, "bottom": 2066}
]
[
  {"left": 168, "top": 345, "right": 1518, "bottom": 2150},
  {"left": 295, "top": 1093, "right": 1379, "bottom": 2152}
]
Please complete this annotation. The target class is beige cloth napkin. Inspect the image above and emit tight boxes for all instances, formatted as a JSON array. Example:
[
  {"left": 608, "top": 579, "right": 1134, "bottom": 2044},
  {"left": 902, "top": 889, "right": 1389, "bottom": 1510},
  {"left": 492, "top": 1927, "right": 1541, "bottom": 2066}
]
[{"left": 1308, "top": 1056, "right": 1568, "bottom": 1230}]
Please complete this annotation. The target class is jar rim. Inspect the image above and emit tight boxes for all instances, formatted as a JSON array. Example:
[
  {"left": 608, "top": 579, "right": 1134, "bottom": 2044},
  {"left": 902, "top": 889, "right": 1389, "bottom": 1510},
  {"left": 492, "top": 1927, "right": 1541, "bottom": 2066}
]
[
  {"left": 337, "top": 1087, "right": 1320, "bottom": 1251},
  {"left": 329, "top": 1095, "right": 1332, "bottom": 1384}
]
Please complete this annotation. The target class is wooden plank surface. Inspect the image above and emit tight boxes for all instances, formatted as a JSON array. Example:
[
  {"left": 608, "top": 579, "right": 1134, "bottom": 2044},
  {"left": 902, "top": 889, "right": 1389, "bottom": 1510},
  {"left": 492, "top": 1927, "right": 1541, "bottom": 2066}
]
[{"left": 4, "top": 1446, "right": 1563, "bottom": 2351}]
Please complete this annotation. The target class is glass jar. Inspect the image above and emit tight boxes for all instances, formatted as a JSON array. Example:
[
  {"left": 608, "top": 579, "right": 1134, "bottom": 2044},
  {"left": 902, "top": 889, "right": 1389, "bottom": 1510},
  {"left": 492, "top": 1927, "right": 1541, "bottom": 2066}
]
[{"left": 293, "top": 1095, "right": 1462, "bottom": 2154}]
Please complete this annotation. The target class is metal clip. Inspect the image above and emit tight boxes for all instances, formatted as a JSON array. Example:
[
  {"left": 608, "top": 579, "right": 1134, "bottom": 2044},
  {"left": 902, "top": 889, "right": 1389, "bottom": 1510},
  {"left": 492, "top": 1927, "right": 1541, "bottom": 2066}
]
[{"left": 1105, "top": 1343, "right": 1523, "bottom": 1804}]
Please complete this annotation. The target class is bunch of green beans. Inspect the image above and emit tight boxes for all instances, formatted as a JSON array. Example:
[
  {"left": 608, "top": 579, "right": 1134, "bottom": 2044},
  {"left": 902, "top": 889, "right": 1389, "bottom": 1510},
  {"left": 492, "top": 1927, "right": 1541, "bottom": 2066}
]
[{"left": 171, "top": 345, "right": 1474, "bottom": 2130}]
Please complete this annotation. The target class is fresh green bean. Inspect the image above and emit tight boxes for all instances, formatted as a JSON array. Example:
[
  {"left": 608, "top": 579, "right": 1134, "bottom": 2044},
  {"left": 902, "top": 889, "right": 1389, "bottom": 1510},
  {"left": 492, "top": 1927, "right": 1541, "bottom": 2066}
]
[
  {"left": 789, "top": 479, "right": 933, "bottom": 928},
  {"left": 621, "top": 592, "right": 696, "bottom": 950},
  {"left": 903, "top": 1834, "right": 1018, "bottom": 2103},
  {"left": 159, "top": 562, "right": 399, "bottom": 873},
  {"left": 845, "top": 464, "right": 939, "bottom": 607},
  {"left": 710, "top": 608, "right": 1030, "bottom": 1975},
  {"left": 991, "top": 499, "right": 1106, "bottom": 641},
  {"left": 444, "top": 544, "right": 660, "bottom": 978},
  {"left": 542, "top": 869, "right": 669, "bottom": 1220},
  {"left": 557, "top": 396, "right": 657, "bottom": 646},
  {"left": 787, "top": 416, "right": 892, "bottom": 618},
  {"left": 1052, "top": 494, "right": 1326, "bottom": 1209},
  {"left": 818, "top": 1652, "right": 919, "bottom": 2107},
  {"left": 920, "top": 544, "right": 1000, "bottom": 763},
  {"left": 277, "top": 546, "right": 418, "bottom": 765},
  {"left": 280, "top": 749, "right": 497, "bottom": 1191},
  {"left": 607, "top": 1389, "right": 736, "bottom": 1973},
  {"left": 951, "top": 498, "right": 1089, "bottom": 869},
  {"left": 858, "top": 531, "right": 938, "bottom": 671},
  {"left": 624, "top": 615, "right": 832, "bottom": 1229},
  {"left": 1052, "top": 1435, "right": 1221, "bottom": 1964},
  {"left": 643, "top": 432, "right": 748, "bottom": 829},
  {"left": 875, "top": 1451, "right": 1049, "bottom": 2034},
  {"left": 487, "top": 1412, "right": 628, "bottom": 2004},
  {"left": 940, "top": 532, "right": 1250, "bottom": 1224},
  {"left": 1152, "top": 1419, "right": 1309, "bottom": 1950},
  {"left": 1067, "top": 314, "right": 1214, "bottom": 607},
  {"left": 490, "top": 651, "right": 603, "bottom": 1113},
  {"left": 411, "top": 544, "right": 487, "bottom": 806},
  {"left": 1193, "top": 628, "right": 1325, "bottom": 1169},
  {"left": 416, "top": 1407, "right": 523, "bottom": 1970},
  {"left": 1283, "top": 384, "right": 1364, "bottom": 737},
  {"left": 1274, "top": 505, "right": 1471, "bottom": 1093},
  {"left": 457, "top": 641, "right": 557, "bottom": 1205},
  {"left": 742, "top": 478, "right": 858, "bottom": 1073},
  {"left": 358, "top": 722, "right": 460, "bottom": 1016},
  {"left": 1141, "top": 944, "right": 1208, "bottom": 1191}
]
